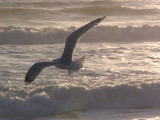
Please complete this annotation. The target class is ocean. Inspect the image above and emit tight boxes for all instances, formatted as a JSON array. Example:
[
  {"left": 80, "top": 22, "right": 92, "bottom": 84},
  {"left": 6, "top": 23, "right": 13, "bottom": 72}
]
[{"left": 0, "top": 0, "right": 160, "bottom": 120}]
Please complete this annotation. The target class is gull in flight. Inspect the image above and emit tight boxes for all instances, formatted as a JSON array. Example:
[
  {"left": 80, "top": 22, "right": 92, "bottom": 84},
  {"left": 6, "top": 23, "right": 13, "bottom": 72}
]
[{"left": 25, "top": 16, "right": 105, "bottom": 84}]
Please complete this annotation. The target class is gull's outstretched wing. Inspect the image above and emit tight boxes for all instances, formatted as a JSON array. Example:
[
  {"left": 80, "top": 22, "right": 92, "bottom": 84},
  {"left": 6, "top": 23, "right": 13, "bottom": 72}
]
[
  {"left": 60, "top": 16, "right": 105, "bottom": 63},
  {"left": 25, "top": 62, "right": 55, "bottom": 84}
]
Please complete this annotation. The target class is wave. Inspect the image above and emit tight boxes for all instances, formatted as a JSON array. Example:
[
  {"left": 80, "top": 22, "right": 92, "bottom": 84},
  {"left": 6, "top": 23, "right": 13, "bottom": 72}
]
[
  {"left": 0, "top": 82, "right": 160, "bottom": 117},
  {"left": 0, "top": 25, "right": 160, "bottom": 45},
  {"left": 61, "top": 6, "right": 159, "bottom": 16},
  {"left": 1, "top": 0, "right": 159, "bottom": 20},
  {"left": 1, "top": 1, "right": 159, "bottom": 16}
]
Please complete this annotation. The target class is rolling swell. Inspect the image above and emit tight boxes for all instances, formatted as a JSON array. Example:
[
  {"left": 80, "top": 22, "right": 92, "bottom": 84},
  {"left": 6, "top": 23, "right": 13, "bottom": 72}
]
[
  {"left": 0, "top": 25, "right": 160, "bottom": 44},
  {"left": 0, "top": 83, "right": 160, "bottom": 117},
  {"left": 61, "top": 6, "right": 159, "bottom": 16}
]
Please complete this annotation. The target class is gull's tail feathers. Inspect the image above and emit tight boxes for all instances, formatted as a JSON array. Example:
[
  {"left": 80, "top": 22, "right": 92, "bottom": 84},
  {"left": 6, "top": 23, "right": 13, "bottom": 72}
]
[{"left": 68, "top": 56, "right": 86, "bottom": 75}]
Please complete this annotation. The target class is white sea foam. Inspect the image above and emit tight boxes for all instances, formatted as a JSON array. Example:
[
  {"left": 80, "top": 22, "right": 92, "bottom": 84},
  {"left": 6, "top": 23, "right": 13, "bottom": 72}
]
[
  {"left": 0, "top": 42, "right": 160, "bottom": 119},
  {"left": 1, "top": 0, "right": 160, "bottom": 119},
  {"left": 0, "top": 83, "right": 160, "bottom": 117}
]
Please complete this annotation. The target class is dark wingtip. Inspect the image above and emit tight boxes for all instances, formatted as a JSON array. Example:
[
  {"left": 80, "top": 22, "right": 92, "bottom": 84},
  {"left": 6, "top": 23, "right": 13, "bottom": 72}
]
[
  {"left": 25, "top": 81, "right": 31, "bottom": 85},
  {"left": 101, "top": 16, "right": 106, "bottom": 20},
  {"left": 98, "top": 16, "right": 106, "bottom": 22},
  {"left": 24, "top": 74, "right": 32, "bottom": 85},
  {"left": 93, "top": 16, "right": 106, "bottom": 25},
  {"left": 97, "top": 16, "right": 105, "bottom": 20}
]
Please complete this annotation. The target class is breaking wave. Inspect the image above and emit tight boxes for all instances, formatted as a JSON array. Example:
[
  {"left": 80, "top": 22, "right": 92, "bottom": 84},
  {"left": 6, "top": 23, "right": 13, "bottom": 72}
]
[
  {"left": 0, "top": 25, "right": 160, "bottom": 44},
  {"left": 1, "top": 83, "right": 160, "bottom": 117}
]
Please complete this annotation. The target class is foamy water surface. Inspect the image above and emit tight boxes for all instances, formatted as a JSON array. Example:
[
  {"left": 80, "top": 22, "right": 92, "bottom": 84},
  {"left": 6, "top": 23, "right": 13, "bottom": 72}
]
[
  {"left": 1, "top": 43, "right": 160, "bottom": 119},
  {"left": 1, "top": 0, "right": 160, "bottom": 119}
]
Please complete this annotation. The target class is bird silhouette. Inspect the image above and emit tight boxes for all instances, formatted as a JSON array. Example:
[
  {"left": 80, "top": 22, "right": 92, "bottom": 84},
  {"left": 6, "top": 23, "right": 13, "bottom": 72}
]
[{"left": 25, "top": 16, "right": 105, "bottom": 84}]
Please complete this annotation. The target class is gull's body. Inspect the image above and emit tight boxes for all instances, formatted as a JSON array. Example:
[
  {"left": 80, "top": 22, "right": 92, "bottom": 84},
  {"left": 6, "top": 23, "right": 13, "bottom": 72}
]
[{"left": 25, "top": 16, "right": 105, "bottom": 84}]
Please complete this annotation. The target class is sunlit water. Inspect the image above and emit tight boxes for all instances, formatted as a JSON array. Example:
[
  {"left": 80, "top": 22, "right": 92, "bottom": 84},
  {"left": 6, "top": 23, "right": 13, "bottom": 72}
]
[
  {"left": 0, "top": 0, "right": 160, "bottom": 28},
  {"left": 1, "top": 42, "right": 160, "bottom": 119},
  {"left": 1, "top": 0, "right": 160, "bottom": 119}
]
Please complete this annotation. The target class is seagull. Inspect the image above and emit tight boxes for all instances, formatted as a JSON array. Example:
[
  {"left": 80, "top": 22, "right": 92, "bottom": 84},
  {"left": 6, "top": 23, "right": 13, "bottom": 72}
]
[{"left": 25, "top": 16, "right": 105, "bottom": 84}]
